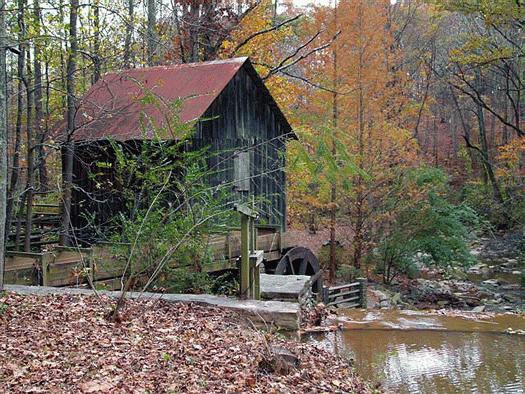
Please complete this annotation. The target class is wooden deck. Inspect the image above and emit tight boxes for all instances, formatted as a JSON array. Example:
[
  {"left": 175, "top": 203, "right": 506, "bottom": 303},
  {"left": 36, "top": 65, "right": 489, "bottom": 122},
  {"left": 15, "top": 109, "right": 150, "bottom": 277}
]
[{"left": 4, "top": 229, "right": 296, "bottom": 289}]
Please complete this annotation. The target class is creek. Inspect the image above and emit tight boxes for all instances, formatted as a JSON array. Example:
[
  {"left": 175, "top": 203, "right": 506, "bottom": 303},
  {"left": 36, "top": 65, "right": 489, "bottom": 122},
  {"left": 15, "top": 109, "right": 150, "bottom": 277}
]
[{"left": 305, "top": 310, "right": 525, "bottom": 393}]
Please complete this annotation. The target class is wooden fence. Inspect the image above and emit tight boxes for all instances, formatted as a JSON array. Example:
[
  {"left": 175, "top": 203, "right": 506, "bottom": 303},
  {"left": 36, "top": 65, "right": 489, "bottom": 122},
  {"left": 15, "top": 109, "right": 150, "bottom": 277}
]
[
  {"left": 5, "top": 247, "right": 93, "bottom": 287},
  {"left": 4, "top": 227, "right": 293, "bottom": 289},
  {"left": 322, "top": 278, "right": 367, "bottom": 308}
]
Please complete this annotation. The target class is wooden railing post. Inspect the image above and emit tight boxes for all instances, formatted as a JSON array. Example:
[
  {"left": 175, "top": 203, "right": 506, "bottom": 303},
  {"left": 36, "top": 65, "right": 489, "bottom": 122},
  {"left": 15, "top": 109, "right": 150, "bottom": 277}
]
[
  {"left": 240, "top": 213, "right": 250, "bottom": 299},
  {"left": 322, "top": 285, "right": 329, "bottom": 304},
  {"left": 249, "top": 250, "right": 264, "bottom": 300},
  {"left": 41, "top": 253, "right": 51, "bottom": 286},
  {"left": 234, "top": 203, "right": 263, "bottom": 300},
  {"left": 358, "top": 277, "right": 367, "bottom": 308}
]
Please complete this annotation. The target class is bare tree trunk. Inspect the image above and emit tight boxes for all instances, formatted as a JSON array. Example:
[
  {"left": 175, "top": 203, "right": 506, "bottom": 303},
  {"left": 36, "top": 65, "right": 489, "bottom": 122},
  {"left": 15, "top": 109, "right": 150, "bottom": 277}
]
[
  {"left": 433, "top": 116, "right": 438, "bottom": 166},
  {"left": 146, "top": 0, "right": 157, "bottom": 65},
  {"left": 173, "top": 3, "right": 186, "bottom": 63},
  {"left": 92, "top": 0, "right": 101, "bottom": 82},
  {"left": 414, "top": 45, "right": 434, "bottom": 138},
  {"left": 24, "top": 47, "right": 35, "bottom": 252},
  {"left": 353, "top": 0, "right": 365, "bottom": 271},
  {"left": 450, "top": 114, "right": 458, "bottom": 156},
  {"left": 60, "top": 0, "right": 79, "bottom": 246},
  {"left": 502, "top": 95, "right": 509, "bottom": 146},
  {"left": 475, "top": 101, "right": 504, "bottom": 203},
  {"left": 328, "top": 0, "right": 338, "bottom": 284},
  {"left": 123, "top": 0, "right": 134, "bottom": 68},
  {"left": 449, "top": 85, "right": 477, "bottom": 172},
  {"left": 189, "top": 3, "right": 200, "bottom": 62},
  {"left": 6, "top": 0, "right": 26, "bottom": 243},
  {"left": 33, "top": 0, "right": 47, "bottom": 191},
  {"left": 0, "top": 0, "right": 8, "bottom": 290},
  {"left": 58, "top": 0, "right": 67, "bottom": 110}
]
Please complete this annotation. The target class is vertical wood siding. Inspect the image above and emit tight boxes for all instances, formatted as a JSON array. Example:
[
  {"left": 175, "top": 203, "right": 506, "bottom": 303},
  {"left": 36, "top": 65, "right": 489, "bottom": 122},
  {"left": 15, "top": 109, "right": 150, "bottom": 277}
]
[
  {"left": 194, "top": 65, "right": 287, "bottom": 228},
  {"left": 70, "top": 62, "right": 289, "bottom": 242}
]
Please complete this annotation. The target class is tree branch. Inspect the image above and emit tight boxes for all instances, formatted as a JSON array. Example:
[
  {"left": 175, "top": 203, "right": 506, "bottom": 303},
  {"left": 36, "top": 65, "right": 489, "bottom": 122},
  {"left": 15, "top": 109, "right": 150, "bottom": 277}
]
[{"left": 233, "top": 13, "right": 303, "bottom": 54}]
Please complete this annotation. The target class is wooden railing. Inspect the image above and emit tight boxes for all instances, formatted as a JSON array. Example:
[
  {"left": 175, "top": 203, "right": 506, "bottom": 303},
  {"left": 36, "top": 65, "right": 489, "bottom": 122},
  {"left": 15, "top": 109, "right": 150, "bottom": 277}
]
[
  {"left": 322, "top": 278, "right": 367, "bottom": 308},
  {"left": 5, "top": 247, "right": 94, "bottom": 287}
]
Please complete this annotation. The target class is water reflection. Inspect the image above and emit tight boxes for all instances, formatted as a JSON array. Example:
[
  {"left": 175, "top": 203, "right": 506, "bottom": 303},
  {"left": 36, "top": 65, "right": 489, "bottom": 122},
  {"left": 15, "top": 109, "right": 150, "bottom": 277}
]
[{"left": 308, "top": 313, "right": 525, "bottom": 393}]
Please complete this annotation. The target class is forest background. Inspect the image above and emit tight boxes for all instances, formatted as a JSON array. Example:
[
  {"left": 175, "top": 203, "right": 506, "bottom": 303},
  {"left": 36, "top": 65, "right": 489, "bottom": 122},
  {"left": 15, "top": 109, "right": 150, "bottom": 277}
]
[{"left": 0, "top": 0, "right": 524, "bottom": 288}]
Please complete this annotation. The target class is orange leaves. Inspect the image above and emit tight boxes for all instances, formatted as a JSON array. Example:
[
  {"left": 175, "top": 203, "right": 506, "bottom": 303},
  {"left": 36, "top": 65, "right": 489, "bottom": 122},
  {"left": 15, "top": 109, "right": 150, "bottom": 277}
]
[
  {"left": 498, "top": 137, "right": 525, "bottom": 163},
  {"left": 220, "top": 0, "right": 290, "bottom": 63},
  {"left": 496, "top": 137, "right": 525, "bottom": 180},
  {"left": 218, "top": 1, "right": 424, "bottom": 234}
]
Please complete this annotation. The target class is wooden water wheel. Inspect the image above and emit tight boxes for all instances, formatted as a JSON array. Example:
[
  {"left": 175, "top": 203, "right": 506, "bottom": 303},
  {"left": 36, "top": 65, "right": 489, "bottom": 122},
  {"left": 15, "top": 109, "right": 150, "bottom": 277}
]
[{"left": 274, "top": 247, "right": 322, "bottom": 293}]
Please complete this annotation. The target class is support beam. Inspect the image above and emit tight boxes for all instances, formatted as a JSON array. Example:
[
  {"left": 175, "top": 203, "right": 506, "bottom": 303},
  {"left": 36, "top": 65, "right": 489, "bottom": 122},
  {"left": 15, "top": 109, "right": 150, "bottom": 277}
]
[{"left": 240, "top": 213, "right": 249, "bottom": 299}]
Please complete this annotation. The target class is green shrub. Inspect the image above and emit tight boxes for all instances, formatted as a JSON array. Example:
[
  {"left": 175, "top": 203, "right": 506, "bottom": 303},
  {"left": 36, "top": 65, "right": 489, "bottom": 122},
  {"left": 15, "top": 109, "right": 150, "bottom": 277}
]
[
  {"left": 405, "top": 263, "right": 420, "bottom": 279},
  {"left": 155, "top": 269, "right": 239, "bottom": 295},
  {"left": 160, "top": 270, "right": 213, "bottom": 294},
  {"left": 460, "top": 181, "right": 525, "bottom": 229},
  {"left": 211, "top": 271, "right": 239, "bottom": 296},
  {"left": 101, "top": 108, "right": 235, "bottom": 293},
  {"left": 336, "top": 264, "right": 362, "bottom": 282},
  {"left": 374, "top": 168, "right": 481, "bottom": 284}
]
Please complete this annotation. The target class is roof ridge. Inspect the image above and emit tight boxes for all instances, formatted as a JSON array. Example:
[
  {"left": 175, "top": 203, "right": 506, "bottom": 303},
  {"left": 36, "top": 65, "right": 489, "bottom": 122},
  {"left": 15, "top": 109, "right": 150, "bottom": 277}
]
[{"left": 101, "top": 57, "right": 249, "bottom": 78}]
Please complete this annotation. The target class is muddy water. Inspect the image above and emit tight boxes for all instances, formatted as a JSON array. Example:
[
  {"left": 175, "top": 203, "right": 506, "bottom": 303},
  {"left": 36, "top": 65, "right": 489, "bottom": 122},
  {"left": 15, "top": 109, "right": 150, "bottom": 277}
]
[
  {"left": 307, "top": 310, "right": 525, "bottom": 393},
  {"left": 467, "top": 271, "right": 523, "bottom": 286}
]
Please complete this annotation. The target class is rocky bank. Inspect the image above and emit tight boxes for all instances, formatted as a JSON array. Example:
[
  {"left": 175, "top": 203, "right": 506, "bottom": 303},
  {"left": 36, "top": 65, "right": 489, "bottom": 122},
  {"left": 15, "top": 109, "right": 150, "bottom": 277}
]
[{"left": 366, "top": 232, "right": 524, "bottom": 314}]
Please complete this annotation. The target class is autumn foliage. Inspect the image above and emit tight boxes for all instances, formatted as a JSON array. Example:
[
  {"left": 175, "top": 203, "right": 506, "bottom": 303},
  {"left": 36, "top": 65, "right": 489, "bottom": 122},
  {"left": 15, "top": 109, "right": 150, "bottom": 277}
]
[{"left": 2, "top": 0, "right": 524, "bottom": 285}]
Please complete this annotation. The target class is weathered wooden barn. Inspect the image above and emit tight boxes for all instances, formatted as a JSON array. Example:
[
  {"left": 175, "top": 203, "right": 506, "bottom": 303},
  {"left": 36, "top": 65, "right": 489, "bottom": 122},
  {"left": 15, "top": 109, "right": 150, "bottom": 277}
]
[{"left": 66, "top": 57, "right": 293, "bottom": 242}]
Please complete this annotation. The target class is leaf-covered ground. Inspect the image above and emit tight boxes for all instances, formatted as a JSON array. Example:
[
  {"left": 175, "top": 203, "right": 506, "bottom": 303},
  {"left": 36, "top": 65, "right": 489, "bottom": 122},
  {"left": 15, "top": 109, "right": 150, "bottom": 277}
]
[{"left": 0, "top": 292, "right": 370, "bottom": 393}]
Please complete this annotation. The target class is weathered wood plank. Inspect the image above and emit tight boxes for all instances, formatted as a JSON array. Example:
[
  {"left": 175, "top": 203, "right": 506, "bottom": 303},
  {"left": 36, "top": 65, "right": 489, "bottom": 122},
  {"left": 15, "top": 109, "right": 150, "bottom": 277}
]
[
  {"left": 4, "top": 267, "right": 37, "bottom": 285},
  {"left": 5, "top": 254, "right": 41, "bottom": 271},
  {"left": 329, "top": 300, "right": 360, "bottom": 307},
  {"left": 329, "top": 289, "right": 361, "bottom": 298},
  {"left": 329, "top": 282, "right": 361, "bottom": 291}
]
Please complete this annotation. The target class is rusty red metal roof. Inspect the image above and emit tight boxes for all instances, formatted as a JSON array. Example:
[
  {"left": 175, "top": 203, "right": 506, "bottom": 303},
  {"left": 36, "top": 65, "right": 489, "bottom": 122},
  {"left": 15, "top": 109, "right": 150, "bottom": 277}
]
[{"left": 70, "top": 57, "right": 250, "bottom": 141}]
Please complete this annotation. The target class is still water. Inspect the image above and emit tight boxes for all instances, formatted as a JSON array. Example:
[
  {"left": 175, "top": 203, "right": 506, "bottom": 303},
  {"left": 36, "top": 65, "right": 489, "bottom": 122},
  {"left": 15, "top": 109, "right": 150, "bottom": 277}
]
[{"left": 306, "top": 310, "right": 525, "bottom": 393}]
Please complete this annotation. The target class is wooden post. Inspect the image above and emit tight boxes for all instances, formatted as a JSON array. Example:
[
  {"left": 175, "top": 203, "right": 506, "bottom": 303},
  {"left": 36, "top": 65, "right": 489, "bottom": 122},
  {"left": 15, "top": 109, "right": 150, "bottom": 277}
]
[
  {"left": 87, "top": 248, "right": 94, "bottom": 283},
  {"left": 240, "top": 213, "right": 249, "bottom": 299},
  {"left": 226, "top": 232, "right": 232, "bottom": 261},
  {"left": 235, "top": 203, "right": 260, "bottom": 300},
  {"left": 249, "top": 250, "right": 263, "bottom": 300},
  {"left": 358, "top": 277, "right": 367, "bottom": 308},
  {"left": 322, "top": 286, "right": 329, "bottom": 305},
  {"left": 249, "top": 258, "right": 255, "bottom": 299},
  {"left": 252, "top": 265, "right": 259, "bottom": 299},
  {"left": 250, "top": 196, "right": 256, "bottom": 253},
  {"left": 41, "top": 253, "right": 51, "bottom": 286}
]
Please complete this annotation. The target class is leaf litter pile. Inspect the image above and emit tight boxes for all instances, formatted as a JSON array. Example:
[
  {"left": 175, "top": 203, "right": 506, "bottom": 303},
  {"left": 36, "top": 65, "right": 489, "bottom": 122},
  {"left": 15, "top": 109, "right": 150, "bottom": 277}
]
[{"left": 0, "top": 292, "right": 371, "bottom": 393}]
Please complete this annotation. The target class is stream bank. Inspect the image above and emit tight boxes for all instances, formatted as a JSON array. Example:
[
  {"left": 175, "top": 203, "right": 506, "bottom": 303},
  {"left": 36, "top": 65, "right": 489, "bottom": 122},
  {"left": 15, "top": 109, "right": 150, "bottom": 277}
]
[
  {"left": 302, "top": 231, "right": 525, "bottom": 392},
  {"left": 366, "top": 232, "right": 524, "bottom": 314}
]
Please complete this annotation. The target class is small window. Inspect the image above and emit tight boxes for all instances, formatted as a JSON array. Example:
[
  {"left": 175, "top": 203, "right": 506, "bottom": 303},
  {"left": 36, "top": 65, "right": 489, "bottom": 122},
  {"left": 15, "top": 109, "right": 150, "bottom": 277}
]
[{"left": 233, "top": 151, "right": 250, "bottom": 192}]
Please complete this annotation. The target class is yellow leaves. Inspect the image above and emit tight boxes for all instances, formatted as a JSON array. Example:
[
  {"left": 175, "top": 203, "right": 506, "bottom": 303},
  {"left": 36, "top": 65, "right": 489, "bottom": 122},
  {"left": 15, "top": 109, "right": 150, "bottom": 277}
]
[
  {"left": 220, "top": 0, "right": 289, "bottom": 61},
  {"left": 221, "top": 40, "right": 234, "bottom": 51},
  {"left": 496, "top": 137, "right": 525, "bottom": 179},
  {"left": 450, "top": 37, "right": 514, "bottom": 66},
  {"left": 218, "top": 0, "right": 302, "bottom": 124}
]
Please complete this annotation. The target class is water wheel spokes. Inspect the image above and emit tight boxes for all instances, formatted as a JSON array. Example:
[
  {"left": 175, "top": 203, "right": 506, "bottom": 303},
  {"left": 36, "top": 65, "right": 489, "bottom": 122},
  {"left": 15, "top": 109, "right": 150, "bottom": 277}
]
[{"left": 275, "top": 247, "right": 322, "bottom": 293}]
